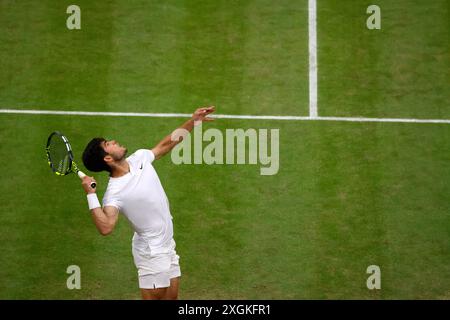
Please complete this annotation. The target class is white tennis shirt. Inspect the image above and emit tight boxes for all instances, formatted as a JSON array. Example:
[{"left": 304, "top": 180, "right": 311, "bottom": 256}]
[{"left": 102, "top": 149, "right": 173, "bottom": 248}]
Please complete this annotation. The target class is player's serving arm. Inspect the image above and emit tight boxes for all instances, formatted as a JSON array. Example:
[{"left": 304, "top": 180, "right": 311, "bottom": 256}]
[{"left": 80, "top": 106, "right": 215, "bottom": 300}]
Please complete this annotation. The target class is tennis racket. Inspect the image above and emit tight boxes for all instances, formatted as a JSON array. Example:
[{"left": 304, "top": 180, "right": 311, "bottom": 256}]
[{"left": 46, "top": 131, "right": 96, "bottom": 188}]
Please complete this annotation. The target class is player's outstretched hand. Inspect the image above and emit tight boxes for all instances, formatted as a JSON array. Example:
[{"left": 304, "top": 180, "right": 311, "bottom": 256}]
[
  {"left": 82, "top": 176, "right": 97, "bottom": 194},
  {"left": 192, "top": 106, "right": 215, "bottom": 123}
]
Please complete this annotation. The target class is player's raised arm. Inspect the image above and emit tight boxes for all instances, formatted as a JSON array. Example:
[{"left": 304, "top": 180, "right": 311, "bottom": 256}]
[{"left": 151, "top": 106, "right": 215, "bottom": 160}]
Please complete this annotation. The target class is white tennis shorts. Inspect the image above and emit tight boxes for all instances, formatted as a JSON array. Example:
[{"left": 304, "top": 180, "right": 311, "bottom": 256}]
[{"left": 132, "top": 234, "right": 181, "bottom": 289}]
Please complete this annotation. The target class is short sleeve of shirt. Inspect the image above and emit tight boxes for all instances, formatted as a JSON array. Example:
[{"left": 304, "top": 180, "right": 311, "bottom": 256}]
[
  {"left": 133, "top": 149, "right": 155, "bottom": 164},
  {"left": 102, "top": 188, "right": 122, "bottom": 211}
]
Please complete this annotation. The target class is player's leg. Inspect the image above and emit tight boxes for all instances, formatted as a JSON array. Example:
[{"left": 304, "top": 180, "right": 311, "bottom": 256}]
[
  {"left": 163, "top": 240, "right": 181, "bottom": 300},
  {"left": 140, "top": 287, "right": 168, "bottom": 300},
  {"left": 134, "top": 237, "right": 181, "bottom": 300},
  {"left": 163, "top": 276, "right": 180, "bottom": 300}
]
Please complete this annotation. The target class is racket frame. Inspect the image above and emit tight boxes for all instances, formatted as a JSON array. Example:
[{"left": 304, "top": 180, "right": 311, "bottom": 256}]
[{"left": 46, "top": 131, "right": 96, "bottom": 188}]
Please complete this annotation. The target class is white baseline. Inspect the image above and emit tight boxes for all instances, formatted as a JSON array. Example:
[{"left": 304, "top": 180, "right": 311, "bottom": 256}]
[{"left": 0, "top": 109, "right": 449, "bottom": 124}]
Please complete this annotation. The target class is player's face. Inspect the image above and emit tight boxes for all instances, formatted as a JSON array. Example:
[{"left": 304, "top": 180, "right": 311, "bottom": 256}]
[{"left": 102, "top": 139, "right": 128, "bottom": 161}]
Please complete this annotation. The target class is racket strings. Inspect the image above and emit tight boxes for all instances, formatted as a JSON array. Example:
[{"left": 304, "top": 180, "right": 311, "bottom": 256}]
[{"left": 48, "top": 137, "right": 71, "bottom": 174}]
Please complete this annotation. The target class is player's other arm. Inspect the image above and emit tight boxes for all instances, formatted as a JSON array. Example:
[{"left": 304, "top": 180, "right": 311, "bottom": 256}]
[
  {"left": 90, "top": 206, "right": 119, "bottom": 236},
  {"left": 82, "top": 177, "right": 119, "bottom": 236},
  {"left": 151, "top": 106, "right": 215, "bottom": 160}
]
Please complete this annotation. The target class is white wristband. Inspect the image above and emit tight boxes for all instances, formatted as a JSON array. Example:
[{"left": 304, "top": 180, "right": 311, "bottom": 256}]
[{"left": 87, "top": 193, "right": 101, "bottom": 210}]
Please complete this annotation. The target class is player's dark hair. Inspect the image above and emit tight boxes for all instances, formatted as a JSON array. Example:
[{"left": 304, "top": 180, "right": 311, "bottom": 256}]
[{"left": 82, "top": 138, "right": 112, "bottom": 173}]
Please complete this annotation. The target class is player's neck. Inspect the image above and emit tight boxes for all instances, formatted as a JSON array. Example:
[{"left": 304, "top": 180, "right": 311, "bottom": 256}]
[{"left": 110, "top": 159, "right": 130, "bottom": 178}]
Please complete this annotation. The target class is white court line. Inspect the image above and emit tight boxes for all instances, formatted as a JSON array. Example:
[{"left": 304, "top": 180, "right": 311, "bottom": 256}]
[
  {"left": 308, "top": 0, "right": 318, "bottom": 118},
  {"left": 1, "top": 109, "right": 449, "bottom": 124}
]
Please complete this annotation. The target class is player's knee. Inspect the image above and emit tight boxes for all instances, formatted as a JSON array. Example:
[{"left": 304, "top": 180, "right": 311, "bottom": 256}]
[
  {"left": 164, "top": 291, "right": 178, "bottom": 300},
  {"left": 141, "top": 288, "right": 166, "bottom": 300},
  {"left": 164, "top": 287, "right": 179, "bottom": 300}
]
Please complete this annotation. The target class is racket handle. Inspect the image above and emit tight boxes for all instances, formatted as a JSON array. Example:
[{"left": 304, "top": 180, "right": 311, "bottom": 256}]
[{"left": 77, "top": 170, "right": 97, "bottom": 189}]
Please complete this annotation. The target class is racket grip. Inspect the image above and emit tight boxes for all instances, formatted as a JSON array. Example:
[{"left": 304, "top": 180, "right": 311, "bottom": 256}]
[{"left": 77, "top": 170, "right": 97, "bottom": 189}]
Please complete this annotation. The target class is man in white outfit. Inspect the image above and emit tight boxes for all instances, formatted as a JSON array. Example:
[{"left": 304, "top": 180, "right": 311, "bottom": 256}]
[{"left": 80, "top": 106, "right": 215, "bottom": 300}]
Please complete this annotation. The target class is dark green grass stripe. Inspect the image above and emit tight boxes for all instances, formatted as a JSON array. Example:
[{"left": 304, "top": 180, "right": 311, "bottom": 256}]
[
  {"left": 376, "top": 124, "right": 450, "bottom": 299},
  {"left": 378, "top": 0, "right": 450, "bottom": 119},
  {"left": 228, "top": 121, "right": 328, "bottom": 299},
  {"left": 304, "top": 122, "right": 387, "bottom": 299}
]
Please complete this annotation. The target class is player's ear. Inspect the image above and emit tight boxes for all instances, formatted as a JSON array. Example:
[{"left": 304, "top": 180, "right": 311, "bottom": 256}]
[{"left": 104, "top": 155, "right": 113, "bottom": 163}]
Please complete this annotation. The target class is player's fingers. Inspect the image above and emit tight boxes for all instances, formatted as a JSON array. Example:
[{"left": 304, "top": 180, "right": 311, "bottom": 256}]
[
  {"left": 203, "top": 117, "right": 214, "bottom": 121},
  {"left": 203, "top": 108, "right": 215, "bottom": 115},
  {"left": 82, "top": 176, "right": 95, "bottom": 185},
  {"left": 199, "top": 105, "right": 214, "bottom": 112}
]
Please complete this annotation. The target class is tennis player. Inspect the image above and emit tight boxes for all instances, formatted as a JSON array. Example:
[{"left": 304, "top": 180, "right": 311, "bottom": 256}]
[{"left": 80, "top": 106, "right": 215, "bottom": 300}]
